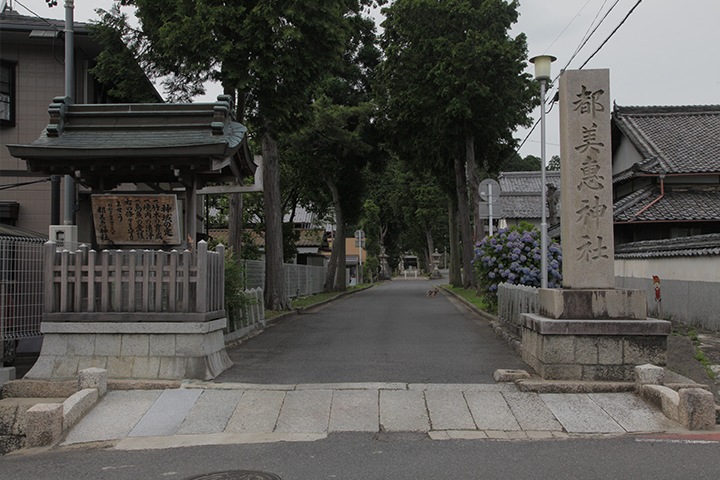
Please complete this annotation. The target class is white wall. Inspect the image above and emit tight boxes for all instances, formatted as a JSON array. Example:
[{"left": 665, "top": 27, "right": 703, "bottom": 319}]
[{"left": 615, "top": 256, "right": 720, "bottom": 331}]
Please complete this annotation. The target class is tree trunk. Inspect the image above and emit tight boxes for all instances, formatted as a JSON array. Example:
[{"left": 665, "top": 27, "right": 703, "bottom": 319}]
[
  {"left": 323, "top": 175, "right": 347, "bottom": 292},
  {"left": 449, "top": 198, "right": 462, "bottom": 287},
  {"left": 465, "top": 131, "right": 483, "bottom": 240},
  {"left": 228, "top": 192, "right": 243, "bottom": 261},
  {"left": 425, "top": 220, "right": 434, "bottom": 273},
  {"left": 262, "top": 131, "right": 290, "bottom": 310},
  {"left": 454, "top": 153, "right": 477, "bottom": 288}
]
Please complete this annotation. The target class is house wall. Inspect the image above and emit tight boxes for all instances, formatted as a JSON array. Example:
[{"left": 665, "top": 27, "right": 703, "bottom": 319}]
[
  {"left": 615, "top": 256, "right": 720, "bottom": 331},
  {"left": 1, "top": 36, "right": 104, "bottom": 236},
  {"left": 612, "top": 134, "right": 644, "bottom": 175}
]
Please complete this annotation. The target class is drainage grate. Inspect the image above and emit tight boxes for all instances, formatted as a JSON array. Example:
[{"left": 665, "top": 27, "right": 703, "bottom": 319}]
[{"left": 185, "top": 471, "right": 281, "bottom": 480}]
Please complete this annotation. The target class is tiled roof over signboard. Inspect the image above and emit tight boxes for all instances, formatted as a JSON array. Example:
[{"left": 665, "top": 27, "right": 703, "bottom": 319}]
[
  {"left": 612, "top": 105, "right": 720, "bottom": 176},
  {"left": 7, "top": 95, "right": 255, "bottom": 190}
]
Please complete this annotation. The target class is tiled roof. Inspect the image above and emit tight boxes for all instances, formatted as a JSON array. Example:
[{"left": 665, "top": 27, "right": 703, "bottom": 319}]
[
  {"left": 612, "top": 105, "right": 720, "bottom": 175},
  {"left": 614, "top": 233, "right": 720, "bottom": 259},
  {"left": 613, "top": 184, "right": 720, "bottom": 223},
  {"left": 498, "top": 171, "right": 561, "bottom": 193},
  {"left": 498, "top": 171, "right": 561, "bottom": 219}
]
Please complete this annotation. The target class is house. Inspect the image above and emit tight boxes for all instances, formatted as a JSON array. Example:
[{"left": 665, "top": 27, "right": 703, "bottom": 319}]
[
  {"left": 611, "top": 104, "right": 720, "bottom": 244},
  {"left": 498, "top": 170, "right": 561, "bottom": 230},
  {"left": 0, "top": 7, "right": 161, "bottom": 235}
]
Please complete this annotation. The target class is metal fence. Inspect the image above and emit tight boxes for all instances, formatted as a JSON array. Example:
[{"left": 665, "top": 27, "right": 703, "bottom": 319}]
[
  {"left": 243, "top": 260, "right": 327, "bottom": 298},
  {"left": 1, "top": 236, "right": 45, "bottom": 343}
]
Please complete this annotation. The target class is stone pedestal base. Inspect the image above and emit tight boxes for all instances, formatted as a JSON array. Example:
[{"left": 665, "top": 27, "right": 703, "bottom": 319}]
[
  {"left": 25, "top": 319, "right": 232, "bottom": 381},
  {"left": 521, "top": 313, "right": 671, "bottom": 381}
]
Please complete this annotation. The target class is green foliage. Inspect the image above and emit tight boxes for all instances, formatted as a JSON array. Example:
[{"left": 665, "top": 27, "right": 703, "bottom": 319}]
[
  {"left": 473, "top": 224, "right": 562, "bottom": 308},
  {"left": 363, "top": 255, "right": 380, "bottom": 282},
  {"left": 503, "top": 154, "right": 541, "bottom": 172},
  {"left": 378, "top": 0, "right": 539, "bottom": 177},
  {"left": 547, "top": 155, "right": 561, "bottom": 171},
  {"left": 89, "top": 5, "right": 162, "bottom": 103},
  {"left": 207, "top": 239, "right": 255, "bottom": 331}
]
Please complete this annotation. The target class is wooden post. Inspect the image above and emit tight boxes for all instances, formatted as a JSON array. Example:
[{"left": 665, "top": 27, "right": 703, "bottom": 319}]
[
  {"left": 44, "top": 241, "right": 56, "bottom": 314},
  {"left": 155, "top": 251, "right": 164, "bottom": 312},
  {"left": 169, "top": 250, "right": 178, "bottom": 313},
  {"left": 60, "top": 250, "right": 68, "bottom": 313},
  {"left": 197, "top": 240, "right": 208, "bottom": 313},
  {"left": 114, "top": 250, "right": 123, "bottom": 313},
  {"left": 101, "top": 250, "right": 109, "bottom": 312},
  {"left": 128, "top": 250, "right": 137, "bottom": 312},
  {"left": 142, "top": 250, "right": 150, "bottom": 312},
  {"left": 182, "top": 249, "right": 191, "bottom": 313},
  {"left": 216, "top": 244, "right": 225, "bottom": 313},
  {"left": 87, "top": 249, "right": 96, "bottom": 312},
  {"left": 75, "top": 245, "right": 86, "bottom": 312},
  {"left": 185, "top": 177, "right": 198, "bottom": 249}
]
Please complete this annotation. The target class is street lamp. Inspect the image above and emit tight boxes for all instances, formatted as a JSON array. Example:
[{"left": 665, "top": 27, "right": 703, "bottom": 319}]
[{"left": 530, "top": 54, "right": 556, "bottom": 289}]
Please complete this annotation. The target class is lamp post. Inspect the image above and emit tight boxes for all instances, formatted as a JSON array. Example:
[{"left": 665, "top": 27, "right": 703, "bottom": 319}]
[{"left": 530, "top": 55, "right": 556, "bottom": 289}]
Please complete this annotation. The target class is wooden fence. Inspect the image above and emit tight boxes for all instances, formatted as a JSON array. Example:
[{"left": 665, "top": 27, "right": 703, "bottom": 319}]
[{"left": 44, "top": 240, "right": 225, "bottom": 322}]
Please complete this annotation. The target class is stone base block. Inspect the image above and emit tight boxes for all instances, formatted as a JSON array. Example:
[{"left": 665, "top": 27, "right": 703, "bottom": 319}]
[
  {"left": 78, "top": 367, "right": 108, "bottom": 396},
  {"left": 679, "top": 388, "right": 716, "bottom": 430},
  {"left": 635, "top": 364, "right": 665, "bottom": 391},
  {"left": 63, "top": 389, "right": 98, "bottom": 431},
  {"left": 26, "top": 403, "right": 63, "bottom": 447},
  {"left": 25, "top": 320, "right": 232, "bottom": 381},
  {"left": 1, "top": 367, "right": 16, "bottom": 387},
  {"left": 521, "top": 314, "right": 670, "bottom": 381},
  {"left": 539, "top": 288, "right": 647, "bottom": 320}
]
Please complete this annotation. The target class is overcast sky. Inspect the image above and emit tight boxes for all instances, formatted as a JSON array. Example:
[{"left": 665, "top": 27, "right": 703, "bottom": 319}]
[{"left": 12, "top": 0, "right": 720, "bottom": 161}]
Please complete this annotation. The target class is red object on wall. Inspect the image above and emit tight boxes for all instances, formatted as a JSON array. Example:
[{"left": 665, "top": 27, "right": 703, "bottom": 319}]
[{"left": 652, "top": 275, "right": 661, "bottom": 301}]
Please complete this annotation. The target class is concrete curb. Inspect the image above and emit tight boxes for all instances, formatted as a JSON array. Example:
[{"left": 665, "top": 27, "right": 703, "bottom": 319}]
[{"left": 259, "top": 285, "right": 376, "bottom": 326}]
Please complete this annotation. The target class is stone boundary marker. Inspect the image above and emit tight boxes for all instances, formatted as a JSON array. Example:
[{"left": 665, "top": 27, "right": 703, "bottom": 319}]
[
  {"left": 635, "top": 364, "right": 718, "bottom": 430},
  {"left": 1, "top": 368, "right": 110, "bottom": 452}
]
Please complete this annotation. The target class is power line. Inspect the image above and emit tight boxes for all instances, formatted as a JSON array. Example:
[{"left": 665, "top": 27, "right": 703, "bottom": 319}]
[
  {"left": 543, "top": 0, "right": 594, "bottom": 54},
  {"left": 579, "top": 0, "right": 643, "bottom": 69}
]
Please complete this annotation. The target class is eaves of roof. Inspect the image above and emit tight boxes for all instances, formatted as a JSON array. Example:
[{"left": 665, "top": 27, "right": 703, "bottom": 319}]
[
  {"left": 614, "top": 233, "right": 720, "bottom": 259},
  {"left": 613, "top": 185, "right": 720, "bottom": 223}
]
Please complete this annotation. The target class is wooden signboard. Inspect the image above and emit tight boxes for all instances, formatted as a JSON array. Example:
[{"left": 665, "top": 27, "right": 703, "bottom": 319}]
[{"left": 91, "top": 194, "right": 181, "bottom": 246}]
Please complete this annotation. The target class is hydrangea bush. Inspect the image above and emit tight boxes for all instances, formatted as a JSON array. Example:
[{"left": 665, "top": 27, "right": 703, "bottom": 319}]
[{"left": 473, "top": 224, "right": 562, "bottom": 307}]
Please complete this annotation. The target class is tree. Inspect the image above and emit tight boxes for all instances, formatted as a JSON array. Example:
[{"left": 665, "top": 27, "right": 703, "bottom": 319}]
[
  {"left": 547, "top": 155, "right": 561, "bottom": 171},
  {"left": 503, "top": 154, "right": 541, "bottom": 172},
  {"left": 378, "top": 0, "right": 538, "bottom": 288},
  {"left": 94, "top": 1, "right": 376, "bottom": 310}
]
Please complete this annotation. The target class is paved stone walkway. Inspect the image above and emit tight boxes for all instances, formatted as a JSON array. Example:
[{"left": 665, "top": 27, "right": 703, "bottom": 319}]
[{"left": 61, "top": 382, "right": 678, "bottom": 450}]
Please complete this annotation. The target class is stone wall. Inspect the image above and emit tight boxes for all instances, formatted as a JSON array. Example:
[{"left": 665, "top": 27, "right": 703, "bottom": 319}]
[
  {"left": 25, "top": 320, "right": 232, "bottom": 381},
  {"left": 522, "top": 321, "right": 668, "bottom": 381}
]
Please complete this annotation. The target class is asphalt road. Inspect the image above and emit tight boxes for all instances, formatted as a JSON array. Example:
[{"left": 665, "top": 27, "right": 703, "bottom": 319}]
[
  {"left": 215, "top": 279, "right": 528, "bottom": 384},
  {"left": 2, "top": 433, "right": 718, "bottom": 480}
]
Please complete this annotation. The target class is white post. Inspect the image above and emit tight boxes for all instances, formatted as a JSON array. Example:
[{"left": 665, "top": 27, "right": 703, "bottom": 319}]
[
  {"left": 540, "top": 78, "right": 548, "bottom": 289},
  {"left": 488, "top": 184, "right": 494, "bottom": 237}
]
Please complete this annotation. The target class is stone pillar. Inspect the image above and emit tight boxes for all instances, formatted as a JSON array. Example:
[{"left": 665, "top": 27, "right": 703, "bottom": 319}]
[
  {"left": 559, "top": 69, "right": 614, "bottom": 289},
  {"left": 520, "top": 70, "right": 671, "bottom": 381}
]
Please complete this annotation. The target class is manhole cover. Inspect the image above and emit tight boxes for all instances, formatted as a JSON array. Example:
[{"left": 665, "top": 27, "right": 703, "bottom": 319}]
[{"left": 185, "top": 471, "right": 281, "bottom": 480}]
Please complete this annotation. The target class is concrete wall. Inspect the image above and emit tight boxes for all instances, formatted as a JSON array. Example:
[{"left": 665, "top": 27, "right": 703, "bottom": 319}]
[{"left": 615, "top": 256, "right": 720, "bottom": 332}]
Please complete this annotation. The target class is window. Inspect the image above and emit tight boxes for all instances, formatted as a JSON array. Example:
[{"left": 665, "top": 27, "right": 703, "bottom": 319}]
[{"left": 1, "top": 60, "right": 16, "bottom": 127}]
